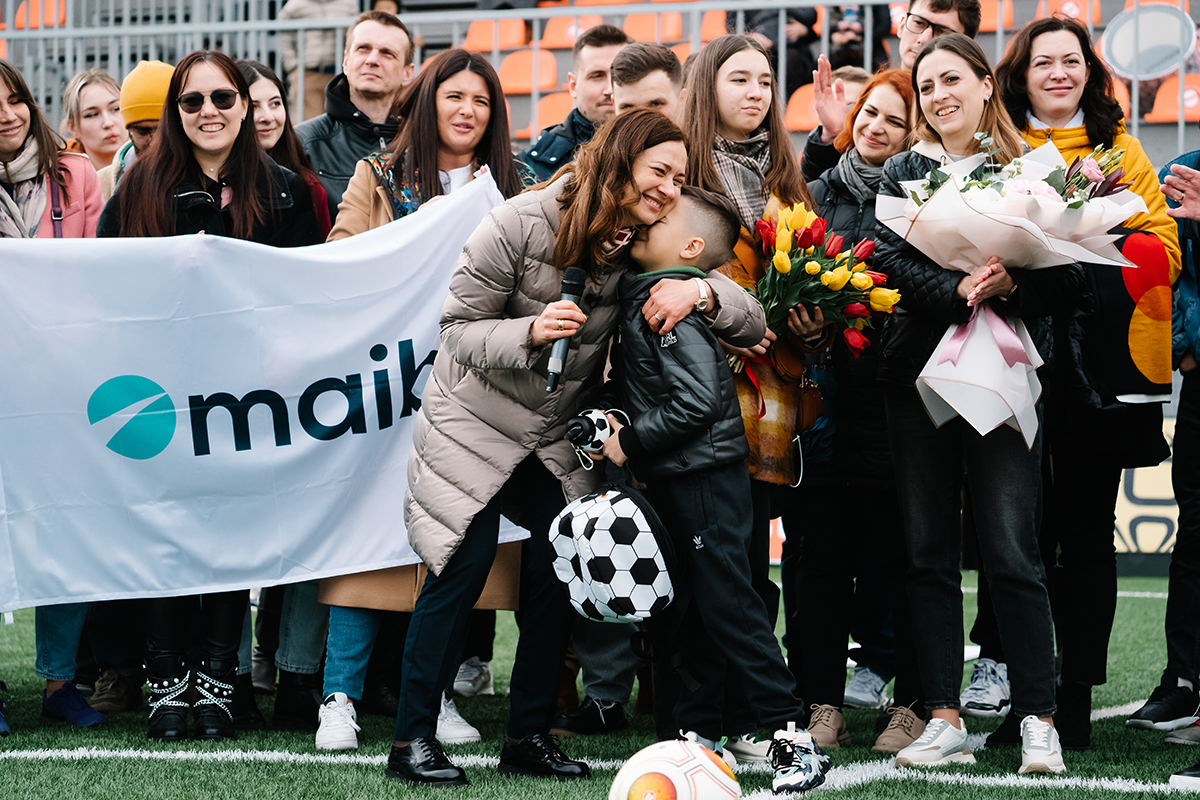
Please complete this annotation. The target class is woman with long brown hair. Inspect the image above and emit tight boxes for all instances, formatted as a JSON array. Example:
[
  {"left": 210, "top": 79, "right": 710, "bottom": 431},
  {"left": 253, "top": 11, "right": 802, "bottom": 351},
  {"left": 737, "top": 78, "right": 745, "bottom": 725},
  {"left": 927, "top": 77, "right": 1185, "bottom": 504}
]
[
  {"left": 875, "top": 33, "right": 1082, "bottom": 773},
  {"left": 96, "top": 50, "right": 320, "bottom": 743},
  {"left": 990, "top": 16, "right": 1179, "bottom": 749},
  {"left": 678, "top": 33, "right": 822, "bottom": 759},
  {"left": 239, "top": 60, "right": 332, "bottom": 240},
  {"left": 388, "top": 109, "right": 765, "bottom": 788}
]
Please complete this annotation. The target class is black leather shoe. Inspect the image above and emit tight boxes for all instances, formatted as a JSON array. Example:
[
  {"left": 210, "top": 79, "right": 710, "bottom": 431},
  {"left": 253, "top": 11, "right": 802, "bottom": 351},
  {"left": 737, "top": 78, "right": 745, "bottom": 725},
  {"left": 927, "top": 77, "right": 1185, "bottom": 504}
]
[
  {"left": 1056, "top": 681, "right": 1092, "bottom": 751},
  {"left": 498, "top": 733, "right": 591, "bottom": 779},
  {"left": 231, "top": 672, "right": 266, "bottom": 731},
  {"left": 272, "top": 669, "right": 321, "bottom": 731},
  {"left": 550, "top": 696, "right": 629, "bottom": 737},
  {"left": 385, "top": 738, "right": 468, "bottom": 787},
  {"left": 984, "top": 712, "right": 1020, "bottom": 748}
]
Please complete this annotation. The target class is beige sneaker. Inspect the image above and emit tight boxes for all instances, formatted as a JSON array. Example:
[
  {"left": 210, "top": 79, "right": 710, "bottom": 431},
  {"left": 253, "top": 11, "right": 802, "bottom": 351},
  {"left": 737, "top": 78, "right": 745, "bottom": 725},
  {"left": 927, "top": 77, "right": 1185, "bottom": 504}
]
[
  {"left": 808, "top": 704, "right": 850, "bottom": 749},
  {"left": 873, "top": 704, "right": 926, "bottom": 753}
]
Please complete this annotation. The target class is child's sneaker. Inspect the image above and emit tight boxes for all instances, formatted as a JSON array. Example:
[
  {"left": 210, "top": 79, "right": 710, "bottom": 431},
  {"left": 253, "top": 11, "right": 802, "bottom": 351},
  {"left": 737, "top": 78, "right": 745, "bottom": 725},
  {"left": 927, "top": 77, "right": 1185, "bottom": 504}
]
[
  {"left": 42, "top": 683, "right": 107, "bottom": 727},
  {"left": 315, "top": 692, "right": 360, "bottom": 751},
  {"left": 767, "top": 722, "right": 831, "bottom": 794},
  {"left": 960, "top": 659, "right": 1010, "bottom": 717},
  {"left": 895, "top": 718, "right": 975, "bottom": 767},
  {"left": 1019, "top": 716, "right": 1065, "bottom": 774}
]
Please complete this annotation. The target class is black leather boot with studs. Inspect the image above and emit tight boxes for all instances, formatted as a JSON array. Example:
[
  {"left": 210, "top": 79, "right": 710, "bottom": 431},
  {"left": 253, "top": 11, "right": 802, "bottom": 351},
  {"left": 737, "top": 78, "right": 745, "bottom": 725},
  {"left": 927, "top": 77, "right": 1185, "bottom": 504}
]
[
  {"left": 146, "top": 654, "right": 190, "bottom": 742},
  {"left": 193, "top": 658, "right": 237, "bottom": 741}
]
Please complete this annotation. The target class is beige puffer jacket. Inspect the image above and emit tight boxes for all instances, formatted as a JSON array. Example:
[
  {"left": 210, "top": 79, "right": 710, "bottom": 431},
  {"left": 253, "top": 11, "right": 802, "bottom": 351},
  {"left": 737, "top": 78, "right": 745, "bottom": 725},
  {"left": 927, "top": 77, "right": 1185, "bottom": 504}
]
[{"left": 405, "top": 176, "right": 768, "bottom": 575}]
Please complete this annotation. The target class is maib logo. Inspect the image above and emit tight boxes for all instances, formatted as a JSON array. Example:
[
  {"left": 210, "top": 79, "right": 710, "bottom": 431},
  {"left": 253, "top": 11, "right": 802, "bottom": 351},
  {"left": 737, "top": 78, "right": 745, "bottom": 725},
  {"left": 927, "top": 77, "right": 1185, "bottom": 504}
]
[{"left": 87, "top": 375, "right": 177, "bottom": 460}]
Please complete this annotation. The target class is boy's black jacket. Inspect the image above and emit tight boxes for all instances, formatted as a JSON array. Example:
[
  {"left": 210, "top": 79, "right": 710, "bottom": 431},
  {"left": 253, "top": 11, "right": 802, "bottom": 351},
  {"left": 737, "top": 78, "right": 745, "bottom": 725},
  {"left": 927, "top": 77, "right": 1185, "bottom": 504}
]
[{"left": 596, "top": 268, "right": 749, "bottom": 482}]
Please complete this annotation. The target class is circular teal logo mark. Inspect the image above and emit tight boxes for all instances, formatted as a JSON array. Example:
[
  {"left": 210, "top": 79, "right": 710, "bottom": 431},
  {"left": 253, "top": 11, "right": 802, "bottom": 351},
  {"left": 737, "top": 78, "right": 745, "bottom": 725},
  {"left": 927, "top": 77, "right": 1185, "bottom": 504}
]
[{"left": 87, "top": 375, "right": 176, "bottom": 460}]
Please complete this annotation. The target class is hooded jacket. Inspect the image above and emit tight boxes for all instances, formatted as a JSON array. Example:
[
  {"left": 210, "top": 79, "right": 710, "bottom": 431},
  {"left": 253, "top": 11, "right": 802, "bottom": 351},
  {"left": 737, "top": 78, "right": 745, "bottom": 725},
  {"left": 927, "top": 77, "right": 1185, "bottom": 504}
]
[
  {"left": 295, "top": 73, "right": 401, "bottom": 217},
  {"left": 599, "top": 268, "right": 749, "bottom": 483},
  {"left": 404, "top": 177, "right": 766, "bottom": 575},
  {"left": 517, "top": 108, "right": 596, "bottom": 183},
  {"left": 874, "top": 143, "right": 1086, "bottom": 388},
  {"left": 97, "top": 158, "right": 320, "bottom": 247}
]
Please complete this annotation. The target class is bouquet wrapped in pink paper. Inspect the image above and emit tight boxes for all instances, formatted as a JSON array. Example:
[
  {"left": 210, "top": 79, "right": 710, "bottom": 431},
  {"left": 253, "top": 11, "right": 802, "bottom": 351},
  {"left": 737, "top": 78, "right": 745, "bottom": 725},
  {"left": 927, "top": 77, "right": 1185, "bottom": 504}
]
[{"left": 875, "top": 138, "right": 1145, "bottom": 448}]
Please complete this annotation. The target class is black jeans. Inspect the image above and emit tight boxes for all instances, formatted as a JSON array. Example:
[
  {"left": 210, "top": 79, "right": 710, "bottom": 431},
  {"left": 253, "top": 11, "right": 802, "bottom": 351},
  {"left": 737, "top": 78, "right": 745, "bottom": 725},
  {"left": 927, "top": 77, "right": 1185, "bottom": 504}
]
[
  {"left": 645, "top": 462, "right": 803, "bottom": 741},
  {"left": 88, "top": 599, "right": 148, "bottom": 677},
  {"left": 1167, "top": 373, "right": 1200, "bottom": 685},
  {"left": 146, "top": 591, "right": 248, "bottom": 668},
  {"left": 394, "top": 456, "right": 570, "bottom": 741},
  {"left": 886, "top": 388, "right": 1056, "bottom": 718}
]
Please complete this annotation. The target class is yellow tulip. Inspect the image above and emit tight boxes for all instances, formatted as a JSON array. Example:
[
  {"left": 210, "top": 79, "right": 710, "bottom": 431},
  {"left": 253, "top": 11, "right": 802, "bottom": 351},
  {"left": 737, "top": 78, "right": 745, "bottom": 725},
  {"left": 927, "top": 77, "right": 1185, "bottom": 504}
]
[
  {"left": 776, "top": 225, "right": 793, "bottom": 252},
  {"left": 789, "top": 203, "right": 818, "bottom": 231},
  {"left": 824, "top": 266, "right": 852, "bottom": 291},
  {"left": 851, "top": 261, "right": 867, "bottom": 273},
  {"left": 852, "top": 317, "right": 867, "bottom": 330},
  {"left": 773, "top": 250, "right": 792, "bottom": 274},
  {"left": 804, "top": 260, "right": 822, "bottom": 275},
  {"left": 870, "top": 287, "right": 901, "bottom": 312},
  {"left": 850, "top": 273, "right": 873, "bottom": 290}
]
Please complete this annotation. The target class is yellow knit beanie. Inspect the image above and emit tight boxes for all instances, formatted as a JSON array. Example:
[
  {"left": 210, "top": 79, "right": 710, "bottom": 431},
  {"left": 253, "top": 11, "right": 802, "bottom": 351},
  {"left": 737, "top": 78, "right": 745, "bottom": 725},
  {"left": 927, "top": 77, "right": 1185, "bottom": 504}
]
[{"left": 120, "top": 60, "right": 175, "bottom": 127}]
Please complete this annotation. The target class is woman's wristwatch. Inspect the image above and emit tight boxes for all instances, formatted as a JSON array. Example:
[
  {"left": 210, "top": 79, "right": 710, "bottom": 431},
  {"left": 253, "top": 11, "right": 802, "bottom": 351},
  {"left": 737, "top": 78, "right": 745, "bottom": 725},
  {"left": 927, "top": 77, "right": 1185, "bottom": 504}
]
[{"left": 693, "top": 278, "right": 710, "bottom": 312}]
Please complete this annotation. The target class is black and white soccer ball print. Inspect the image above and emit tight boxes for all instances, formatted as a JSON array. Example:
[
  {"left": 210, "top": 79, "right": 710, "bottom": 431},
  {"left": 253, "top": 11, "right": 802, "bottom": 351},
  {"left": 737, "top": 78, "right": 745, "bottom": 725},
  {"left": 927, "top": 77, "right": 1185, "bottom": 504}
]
[{"left": 550, "top": 488, "right": 674, "bottom": 623}]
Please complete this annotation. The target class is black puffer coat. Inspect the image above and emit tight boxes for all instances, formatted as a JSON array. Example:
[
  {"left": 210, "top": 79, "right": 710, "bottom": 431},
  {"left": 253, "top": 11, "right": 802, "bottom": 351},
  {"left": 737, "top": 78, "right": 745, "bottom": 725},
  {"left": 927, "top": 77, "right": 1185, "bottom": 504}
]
[
  {"left": 98, "top": 158, "right": 320, "bottom": 247},
  {"left": 808, "top": 163, "right": 892, "bottom": 483},
  {"left": 601, "top": 268, "right": 749, "bottom": 483},
  {"left": 874, "top": 150, "right": 1086, "bottom": 388}
]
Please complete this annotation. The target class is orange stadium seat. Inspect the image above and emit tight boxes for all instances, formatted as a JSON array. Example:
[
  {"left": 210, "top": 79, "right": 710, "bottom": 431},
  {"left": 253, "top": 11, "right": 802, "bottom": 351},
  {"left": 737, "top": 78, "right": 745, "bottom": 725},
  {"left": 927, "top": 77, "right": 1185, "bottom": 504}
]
[
  {"left": 14, "top": 0, "right": 67, "bottom": 29},
  {"left": 1111, "top": 75, "right": 1131, "bottom": 118},
  {"left": 1038, "top": 0, "right": 1103, "bottom": 24},
  {"left": 1145, "top": 74, "right": 1200, "bottom": 122},
  {"left": 498, "top": 49, "right": 558, "bottom": 94},
  {"left": 890, "top": 3, "right": 907, "bottom": 34},
  {"left": 540, "top": 15, "right": 603, "bottom": 49},
  {"left": 624, "top": 12, "right": 684, "bottom": 42},
  {"left": 671, "top": 41, "right": 693, "bottom": 61},
  {"left": 785, "top": 84, "right": 820, "bottom": 132},
  {"left": 1125, "top": 0, "right": 1189, "bottom": 11},
  {"left": 515, "top": 91, "right": 573, "bottom": 138},
  {"left": 977, "top": 1, "right": 1014, "bottom": 32},
  {"left": 462, "top": 19, "right": 528, "bottom": 52},
  {"left": 701, "top": 10, "right": 727, "bottom": 42}
]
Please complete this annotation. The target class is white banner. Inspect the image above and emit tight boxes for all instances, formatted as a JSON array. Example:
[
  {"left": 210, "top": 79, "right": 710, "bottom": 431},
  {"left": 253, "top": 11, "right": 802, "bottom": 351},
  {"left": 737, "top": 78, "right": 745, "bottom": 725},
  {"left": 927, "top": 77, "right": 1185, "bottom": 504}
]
[{"left": 0, "top": 172, "right": 526, "bottom": 612}]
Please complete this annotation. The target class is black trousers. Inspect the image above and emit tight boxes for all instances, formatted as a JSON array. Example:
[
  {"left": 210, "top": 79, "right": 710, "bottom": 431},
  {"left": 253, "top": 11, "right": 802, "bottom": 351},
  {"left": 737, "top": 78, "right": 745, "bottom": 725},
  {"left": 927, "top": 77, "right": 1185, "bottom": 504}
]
[
  {"left": 87, "top": 599, "right": 148, "bottom": 677},
  {"left": 1168, "top": 374, "right": 1200, "bottom": 685},
  {"left": 146, "top": 591, "right": 249, "bottom": 668},
  {"left": 645, "top": 462, "right": 803, "bottom": 741}
]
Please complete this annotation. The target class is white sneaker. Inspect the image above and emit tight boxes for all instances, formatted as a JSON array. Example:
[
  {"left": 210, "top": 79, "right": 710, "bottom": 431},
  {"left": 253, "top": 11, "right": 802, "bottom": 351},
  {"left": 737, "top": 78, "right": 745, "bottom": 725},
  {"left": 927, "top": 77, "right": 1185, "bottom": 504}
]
[
  {"left": 682, "top": 731, "right": 736, "bottom": 768},
  {"left": 895, "top": 718, "right": 975, "bottom": 767},
  {"left": 437, "top": 694, "right": 481, "bottom": 744},
  {"left": 453, "top": 657, "right": 494, "bottom": 697},
  {"left": 315, "top": 692, "right": 360, "bottom": 751},
  {"left": 725, "top": 732, "right": 771, "bottom": 763},
  {"left": 768, "top": 722, "right": 831, "bottom": 793},
  {"left": 1019, "top": 715, "right": 1066, "bottom": 774},
  {"left": 960, "top": 658, "right": 1011, "bottom": 717},
  {"left": 845, "top": 665, "right": 890, "bottom": 709}
]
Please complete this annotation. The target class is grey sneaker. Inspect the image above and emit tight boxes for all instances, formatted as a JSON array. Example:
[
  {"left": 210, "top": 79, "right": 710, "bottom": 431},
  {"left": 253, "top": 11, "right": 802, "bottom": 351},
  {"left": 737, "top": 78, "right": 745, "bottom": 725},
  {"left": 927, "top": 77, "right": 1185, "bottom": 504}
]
[
  {"left": 452, "top": 657, "right": 494, "bottom": 697},
  {"left": 960, "top": 658, "right": 1010, "bottom": 717},
  {"left": 844, "top": 666, "right": 889, "bottom": 709},
  {"left": 768, "top": 722, "right": 831, "bottom": 794},
  {"left": 1166, "top": 720, "right": 1200, "bottom": 745}
]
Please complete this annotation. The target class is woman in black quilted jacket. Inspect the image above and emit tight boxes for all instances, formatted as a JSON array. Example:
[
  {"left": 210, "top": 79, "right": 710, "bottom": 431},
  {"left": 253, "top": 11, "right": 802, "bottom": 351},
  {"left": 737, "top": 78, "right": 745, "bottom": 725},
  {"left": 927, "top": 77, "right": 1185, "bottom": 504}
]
[
  {"left": 782, "top": 68, "right": 926, "bottom": 755},
  {"left": 873, "top": 34, "right": 1084, "bottom": 773}
]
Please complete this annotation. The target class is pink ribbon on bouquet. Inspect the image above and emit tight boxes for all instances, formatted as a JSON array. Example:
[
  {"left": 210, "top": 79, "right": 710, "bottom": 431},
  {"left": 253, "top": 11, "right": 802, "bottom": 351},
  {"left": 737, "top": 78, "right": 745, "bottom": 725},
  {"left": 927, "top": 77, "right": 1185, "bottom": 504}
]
[{"left": 938, "top": 305, "right": 1032, "bottom": 367}]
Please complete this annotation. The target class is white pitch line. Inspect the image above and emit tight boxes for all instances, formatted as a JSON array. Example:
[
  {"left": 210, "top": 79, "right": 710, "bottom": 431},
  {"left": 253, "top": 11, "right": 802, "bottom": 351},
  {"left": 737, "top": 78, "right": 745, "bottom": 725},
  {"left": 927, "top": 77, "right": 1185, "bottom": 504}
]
[{"left": 959, "top": 587, "right": 1169, "bottom": 599}]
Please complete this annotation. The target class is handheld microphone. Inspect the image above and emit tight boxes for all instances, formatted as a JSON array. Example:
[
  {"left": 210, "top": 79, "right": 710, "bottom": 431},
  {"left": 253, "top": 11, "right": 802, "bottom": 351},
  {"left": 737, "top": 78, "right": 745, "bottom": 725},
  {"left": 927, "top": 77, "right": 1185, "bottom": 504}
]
[{"left": 547, "top": 266, "right": 587, "bottom": 393}]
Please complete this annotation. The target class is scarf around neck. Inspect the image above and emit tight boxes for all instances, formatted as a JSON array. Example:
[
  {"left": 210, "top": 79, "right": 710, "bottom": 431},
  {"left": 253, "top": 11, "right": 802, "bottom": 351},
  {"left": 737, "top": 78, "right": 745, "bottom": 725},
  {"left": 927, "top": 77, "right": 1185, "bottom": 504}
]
[
  {"left": 0, "top": 138, "right": 48, "bottom": 239},
  {"left": 713, "top": 129, "right": 772, "bottom": 229},
  {"left": 835, "top": 148, "right": 886, "bottom": 205}
]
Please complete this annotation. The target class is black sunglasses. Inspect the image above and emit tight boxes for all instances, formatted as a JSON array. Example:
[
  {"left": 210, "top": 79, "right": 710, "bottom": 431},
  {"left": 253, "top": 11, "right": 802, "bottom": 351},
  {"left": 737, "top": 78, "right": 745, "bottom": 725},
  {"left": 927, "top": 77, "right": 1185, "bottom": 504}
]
[{"left": 177, "top": 89, "right": 240, "bottom": 114}]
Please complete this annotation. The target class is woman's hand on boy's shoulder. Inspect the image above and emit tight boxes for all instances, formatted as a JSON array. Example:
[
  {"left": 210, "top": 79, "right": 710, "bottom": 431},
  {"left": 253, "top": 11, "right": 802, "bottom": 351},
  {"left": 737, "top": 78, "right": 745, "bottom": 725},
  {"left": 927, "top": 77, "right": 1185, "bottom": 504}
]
[{"left": 642, "top": 279, "right": 711, "bottom": 334}]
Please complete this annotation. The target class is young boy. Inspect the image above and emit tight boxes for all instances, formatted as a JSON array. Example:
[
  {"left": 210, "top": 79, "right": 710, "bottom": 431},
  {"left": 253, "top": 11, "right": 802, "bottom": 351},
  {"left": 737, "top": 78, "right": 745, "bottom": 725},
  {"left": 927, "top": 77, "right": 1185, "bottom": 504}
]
[{"left": 596, "top": 187, "right": 831, "bottom": 795}]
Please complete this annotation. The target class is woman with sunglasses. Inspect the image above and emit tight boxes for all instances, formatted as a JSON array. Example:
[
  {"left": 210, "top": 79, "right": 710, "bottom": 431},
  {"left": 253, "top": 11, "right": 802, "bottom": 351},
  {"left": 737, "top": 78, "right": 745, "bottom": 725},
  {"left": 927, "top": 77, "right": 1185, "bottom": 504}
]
[
  {"left": 2, "top": 57, "right": 106, "bottom": 729},
  {"left": 238, "top": 60, "right": 332, "bottom": 241},
  {"left": 97, "top": 50, "right": 320, "bottom": 742}
]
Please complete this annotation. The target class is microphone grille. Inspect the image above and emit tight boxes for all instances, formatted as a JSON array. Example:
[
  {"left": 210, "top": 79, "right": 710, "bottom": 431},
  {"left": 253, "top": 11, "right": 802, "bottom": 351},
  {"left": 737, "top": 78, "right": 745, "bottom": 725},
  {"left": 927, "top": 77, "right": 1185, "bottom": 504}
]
[{"left": 562, "top": 266, "right": 587, "bottom": 294}]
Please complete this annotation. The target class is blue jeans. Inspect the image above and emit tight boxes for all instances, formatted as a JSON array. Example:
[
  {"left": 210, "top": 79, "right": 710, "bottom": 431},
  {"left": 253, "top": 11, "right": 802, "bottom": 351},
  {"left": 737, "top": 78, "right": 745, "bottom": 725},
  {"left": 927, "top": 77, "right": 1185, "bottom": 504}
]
[
  {"left": 324, "top": 605, "right": 383, "bottom": 701},
  {"left": 886, "top": 388, "right": 1056, "bottom": 718},
  {"left": 275, "top": 580, "right": 328, "bottom": 674},
  {"left": 35, "top": 603, "right": 89, "bottom": 681}
]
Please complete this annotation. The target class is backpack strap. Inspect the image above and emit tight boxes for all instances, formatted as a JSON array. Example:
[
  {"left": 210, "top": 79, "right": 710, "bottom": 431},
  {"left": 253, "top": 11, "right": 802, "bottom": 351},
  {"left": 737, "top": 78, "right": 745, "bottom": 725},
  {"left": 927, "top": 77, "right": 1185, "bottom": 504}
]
[{"left": 49, "top": 180, "right": 63, "bottom": 238}]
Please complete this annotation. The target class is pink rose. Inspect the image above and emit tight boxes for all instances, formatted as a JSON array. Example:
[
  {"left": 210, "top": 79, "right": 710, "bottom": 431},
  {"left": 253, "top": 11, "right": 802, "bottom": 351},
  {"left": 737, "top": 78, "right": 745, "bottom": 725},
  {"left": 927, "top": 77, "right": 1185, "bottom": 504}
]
[{"left": 1080, "top": 158, "right": 1105, "bottom": 184}]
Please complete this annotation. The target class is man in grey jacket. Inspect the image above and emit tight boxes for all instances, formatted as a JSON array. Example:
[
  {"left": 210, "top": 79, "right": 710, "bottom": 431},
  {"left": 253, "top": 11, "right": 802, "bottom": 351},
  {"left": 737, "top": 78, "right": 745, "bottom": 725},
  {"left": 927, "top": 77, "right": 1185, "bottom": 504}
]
[{"left": 297, "top": 10, "right": 415, "bottom": 221}]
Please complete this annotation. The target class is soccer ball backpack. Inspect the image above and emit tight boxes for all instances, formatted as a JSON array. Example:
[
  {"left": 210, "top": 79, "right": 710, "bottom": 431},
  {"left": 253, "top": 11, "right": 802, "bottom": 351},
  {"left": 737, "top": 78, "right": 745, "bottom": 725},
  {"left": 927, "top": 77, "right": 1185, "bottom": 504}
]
[{"left": 549, "top": 483, "right": 677, "bottom": 622}]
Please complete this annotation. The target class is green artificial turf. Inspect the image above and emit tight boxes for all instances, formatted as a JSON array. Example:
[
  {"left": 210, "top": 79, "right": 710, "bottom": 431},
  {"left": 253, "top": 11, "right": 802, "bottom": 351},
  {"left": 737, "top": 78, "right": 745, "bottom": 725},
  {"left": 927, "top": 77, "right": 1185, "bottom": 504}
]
[{"left": 0, "top": 572, "right": 1194, "bottom": 799}]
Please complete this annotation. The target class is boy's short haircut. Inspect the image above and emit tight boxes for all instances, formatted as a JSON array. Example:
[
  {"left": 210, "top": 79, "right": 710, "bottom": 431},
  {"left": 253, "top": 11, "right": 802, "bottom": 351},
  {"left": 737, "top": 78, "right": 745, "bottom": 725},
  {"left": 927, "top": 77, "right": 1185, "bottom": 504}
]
[
  {"left": 830, "top": 65, "right": 871, "bottom": 86},
  {"left": 612, "top": 42, "right": 683, "bottom": 88},
  {"left": 913, "top": 0, "right": 981, "bottom": 39},
  {"left": 345, "top": 11, "right": 415, "bottom": 66},
  {"left": 680, "top": 186, "right": 741, "bottom": 272},
  {"left": 573, "top": 24, "right": 634, "bottom": 65}
]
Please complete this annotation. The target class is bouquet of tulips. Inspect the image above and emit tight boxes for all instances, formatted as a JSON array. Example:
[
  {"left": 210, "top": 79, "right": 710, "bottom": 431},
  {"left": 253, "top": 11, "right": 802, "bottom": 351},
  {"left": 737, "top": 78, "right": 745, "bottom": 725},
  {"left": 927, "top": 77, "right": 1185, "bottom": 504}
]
[{"left": 754, "top": 202, "right": 900, "bottom": 358}]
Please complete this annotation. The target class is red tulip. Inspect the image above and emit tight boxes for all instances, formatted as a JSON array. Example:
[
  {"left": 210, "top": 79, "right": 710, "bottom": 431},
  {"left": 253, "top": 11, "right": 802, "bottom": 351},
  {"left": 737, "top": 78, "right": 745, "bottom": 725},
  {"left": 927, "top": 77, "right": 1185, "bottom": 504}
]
[
  {"left": 756, "top": 218, "right": 776, "bottom": 255},
  {"left": 797, "top": 227, "right": 813, "bottom": 249},
  {"left": 865, "top": 270, "right": 888, "bottom": 286},
  {"left": 825, "top": 233, "right": 845, "bottom": 259},
  {"left": 844, "top": 302, "right": 871, "bottom": 318},
  {"left": 810, "top": 218, "right": 827, "bottom": 246},
  {"left": 853, "top": 238, "right": 875, "bottom": 261},
  {"left": 843, "top": 327, "right": 869, "bottom": 358}
]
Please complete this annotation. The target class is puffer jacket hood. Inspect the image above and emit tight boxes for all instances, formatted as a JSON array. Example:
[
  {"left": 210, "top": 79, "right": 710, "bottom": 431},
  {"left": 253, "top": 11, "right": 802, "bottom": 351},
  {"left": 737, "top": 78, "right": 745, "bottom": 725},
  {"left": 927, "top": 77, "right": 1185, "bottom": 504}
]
[{"left": 405, "top": 177, "right": 767, "bottom": 575}]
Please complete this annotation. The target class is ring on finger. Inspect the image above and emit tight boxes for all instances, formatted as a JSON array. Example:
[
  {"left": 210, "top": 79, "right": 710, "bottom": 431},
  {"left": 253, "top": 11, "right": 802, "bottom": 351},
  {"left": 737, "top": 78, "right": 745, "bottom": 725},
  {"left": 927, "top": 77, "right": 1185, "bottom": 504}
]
[
  {"left": 653, "top": 312, "right": 664, "bottom": 321},
  {"left": 557, "top": 319, "right": 564, "bottom": 331}
]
